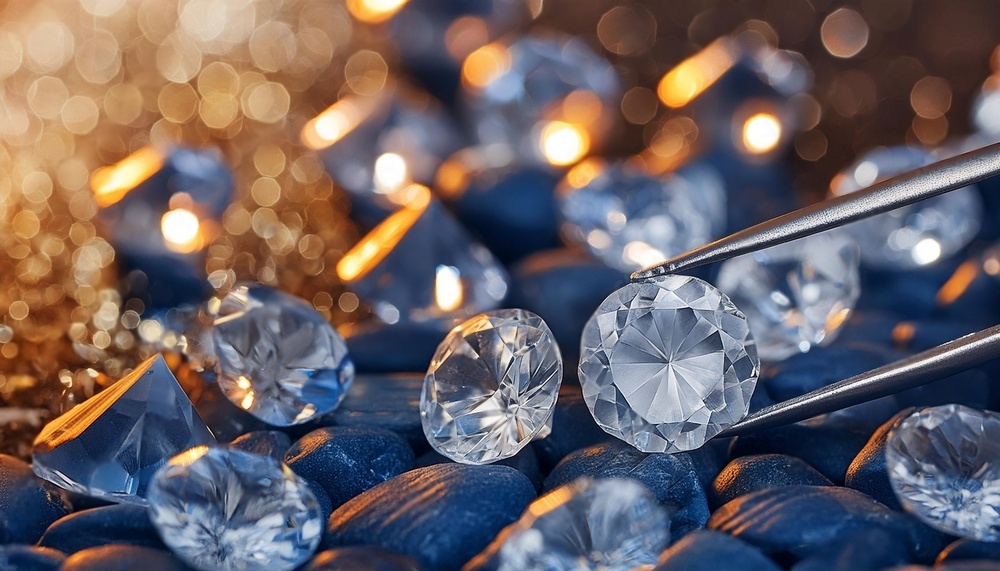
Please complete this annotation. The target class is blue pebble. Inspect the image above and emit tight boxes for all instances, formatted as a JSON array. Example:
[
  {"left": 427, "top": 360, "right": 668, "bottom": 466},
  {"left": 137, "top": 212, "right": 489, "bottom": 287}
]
[
  {"left": 712, "top": 454, "right": 832, "bottom": 507},
  {"left": 59, "top": 545, "right": 190, "bottom": 571},
  {"left": 0, "top": 546, "right": 66, "bottom": 571},
  {"left": 790, "top": 528, "right": 910, "bottom": 571},
  {"left": 844, "top": 408, "right": 917, "bottom": 511},
  {"left": 228, "top": 430, "right": 293, "bottom": 461},
  {"left": 38, "top": 505, "right": 164, "bottom": 555},
  {"left": 326, "top": 464, "right": 536, "bottom": 571},
  {"left": 654, "top": 530, "right": 780, "bottom": 571},
  {"left": 896, "top": 368, "right": 992, "bottom": 410},
  {"left": 285, "top": 426, "right": 414, "bottom": 509},
  {"left": 415, "top": 445, "right": 543, "bottom": 491},
  {"left": 530, "top": 386, "right": 612, "bottom": 472},
  {"left": 761, "top": 344, "right": 897, "bottom": 402},
  {"left": 545, "top": 441, "right": 709, "bottom": 538},
  {"left": 729, "top": 423, "right": 872, "bottom": 484},
  {"left": 937, "top": 564, "right": 1000, "bottom": 571},
  {"left": 323, "top": 374, "right": 425, "bottom": 449},
  {"left": 856, "top": 259, "right": 961, "bottom": 320},
  {"left": 0, "top": 455, "right": 72, "bottom": 545},
  {"left": 686, "top": 438, "right": 731, "bottom": 493},
  {"left": 343, "top": 322, "right": 447, "bottom": 374},
  {"left": 938, "top": 539, "right": 1000, "bottom": 564},
  {"left": 304, "top": 547, "right": 421, "bottom": 570}
]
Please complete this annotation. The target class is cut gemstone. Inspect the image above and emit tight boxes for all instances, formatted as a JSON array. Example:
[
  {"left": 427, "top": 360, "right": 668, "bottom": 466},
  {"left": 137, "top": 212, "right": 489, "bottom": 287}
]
[
  {"left": 579, "top": 275, "right": 760, "bottom": 453},
  {"left": 213, "top": 284, "right": 354, "bottom": 426},
  {"left": 716, "top": 232, "right": 861, "bottom": 360},
  {"left": 337, "top": 188, "right": 509, "bottom": 325},
  {"left": 421, "top": 309, "right": 562, "bottom": 464},
  {"left": 886, "top": 404, "right": 1000, "bottom": 541},
  {"left": 558, "top": 159, "right": 717, "bottom": 272},
  {"left": 147, "top": 447, "right": 323, "bottom": 571},
  {"left": 32, "top": 354, "right": 217, "bottom": 505},
  {"left": 496, "top": 478, "right": 670, "bottom": 571},
  {"left": 830, "top": 146, "right": 982, "bottom": 269}
]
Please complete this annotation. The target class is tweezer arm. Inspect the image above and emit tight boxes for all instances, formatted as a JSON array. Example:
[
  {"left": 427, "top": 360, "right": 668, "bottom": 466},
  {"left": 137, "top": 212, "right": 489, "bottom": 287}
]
[
  {"left": 632, "top": 141, "right": 1000, "bottom": 281},
  {"left": 715, "top": 324, "right": 1000, "bottom": 438}
]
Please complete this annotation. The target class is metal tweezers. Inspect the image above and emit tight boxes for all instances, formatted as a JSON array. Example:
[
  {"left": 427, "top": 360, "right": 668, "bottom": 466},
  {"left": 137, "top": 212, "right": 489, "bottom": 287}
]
[{"left": 631, "top": 141, "right": 1000, "bottom": 439}]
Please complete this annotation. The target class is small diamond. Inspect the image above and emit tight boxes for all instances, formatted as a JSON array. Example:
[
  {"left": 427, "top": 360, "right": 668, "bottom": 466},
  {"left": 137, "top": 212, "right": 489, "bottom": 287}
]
[
  {"left": 830, "top": 146, "right": 982, "bottom": 269},
  {"left": 213, "top": 284, "right": 354, "bottom": 426},
  {"left": 886, "top": 404, "right": 1000, "bottom": 541},
  {"left": 558, "top": 160, "right": 717, "bottom": 272},
  {"left": 147, "top": 447, "right": 323, "bottom": 571},
  {"left": 421, "top": 309, "right": 562, "bottom": 464},
  {"left": 32, "top": 354, "right": 217, "bottom": 505},
  {"left": 579, "top": 275, "right": 760, "bottom": 453},
  {"left": 496, "top": 478, "right": 670, "bottom": 571},
  {"left": 716, "top": 232, "right": 861, "bottom": 360}
]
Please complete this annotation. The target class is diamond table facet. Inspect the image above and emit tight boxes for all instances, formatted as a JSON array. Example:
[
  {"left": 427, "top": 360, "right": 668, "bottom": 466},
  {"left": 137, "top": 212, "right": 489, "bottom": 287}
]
[
  {"left": 579, "top": 275, "right": 760, "bottom": 453},
  {"left": 421, "top": 309, "right": 562, "bottom": 464},
  {"left": 32, "top": 354, "right": 217, "bottom": 505}
]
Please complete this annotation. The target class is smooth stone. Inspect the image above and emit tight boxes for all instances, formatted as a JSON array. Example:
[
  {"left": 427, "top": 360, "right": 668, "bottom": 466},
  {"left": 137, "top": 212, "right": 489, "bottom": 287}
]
[
  {"left": 712, "top": 454, "right": 833, "bottom": 507},
  {"left": 896, "top": 368, "right": 992, "bottom": 410},
  {"left": 38, "top": 505, "right": 164, "bottom": 555},
  {"left": 414, "top": 446, "right": 543, "bottom": 491},
  {"left": 544, "top": 441, "right": 709, "bottom": 538},
  {"left": 0, "top": 455, "right": 72, "bottom": 545},
  {"left": 0, "top": 546, "right": 66, "bottom": 571},
  {"left": 323, "top": 374, "right": 425, "bottom": 449},
  {"left": 938, "top": 539, "right": 1000, "bottom": 564},
  {"left": 228, "top": 430, "right": 292, "bottom": 461},
  {"left": 790, "top": 528, "right": 910, "bottom": 571},
  {"left": 856, "top": 259, "right": 961, "bottom": 320},
  {"left": 937, "top": 564, "right": 1000, "bottom": 571},
  {"left": 729, "top": 423, "right": 871, "bottom": 484},
  {"left": 304, "top": 547, "right": 421, "bottom": 570},
  {"left": 844, "top": 408, "right": 917, "bottom": 511},
  {"left": 326, "top": 464, "right": 536, "bottom": 571},
  {"left": 747, "top": 383, "right": 776, "bottom": 414},
  {"left": 708, "top": 485, "right": 947, "bottom": 562},
  {"left": 761, "top": 344, "right": 896, "bottom": 402},
  {"left": 342, "top": 322, "right": 447, "bottom": 374},
  {"left": 285, "top": 426, "right": 414, "bottom": 509},
  {"left": 686, "top": 439, "right": 732, "bottom": 493},
  {"left": 654, "top": 530, "right": 780, "bottom": 571},
  {"left": 834, "top": 310, "right": 901, "bottom": 347},
  {"left": 306, "top": 480, "right": 335, "bottom": 524},
  {"left": 899, "top": 319, "right": 983, "bottom": 353},
  {"left": 530, "top": 386, "right": 612, "bottom": 472},
  {"left": 59, "top": 545, "right": 190, "bottom": 571}
]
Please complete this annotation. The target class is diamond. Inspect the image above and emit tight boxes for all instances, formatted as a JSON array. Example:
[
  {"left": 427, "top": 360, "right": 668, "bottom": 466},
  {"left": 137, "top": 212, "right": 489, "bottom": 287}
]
[
  {"left": 830, "top": 146, "right": 982, "bottom": 269},
  {"left": 495, "top": 478, "right": 670, "bottom": 571},
  {"left": 213, "top": 284, "right": 354, "bottom": 426},
  {"left": 716, "top": 232, "right": 861, "bottom": 360},
  {"left": 32, "top": 354, "right": 216, "bottom": 505},
  {"left": 147, "top": 447, "right": 323, "bottom": 571},
  {"left": 579, "top": 275, "right": 760, "bottom": 453},
  {"left": 421, "top": 309, "right": 562, "bottom": 464},
  {"left": 886, "top": 404, "right": 1000, "bottom": 541}
]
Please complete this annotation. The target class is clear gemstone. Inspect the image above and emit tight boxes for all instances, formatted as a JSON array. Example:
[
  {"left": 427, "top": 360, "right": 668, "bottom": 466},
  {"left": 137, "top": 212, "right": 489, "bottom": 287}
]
[
  {"left": 830, "top": 146, "right": 982, "bottom": 269},
  {"left": 147, "top": 447, "right": 323, "bottom": 571},
  {"left": 716, "top": 232, "right": 861, "bottom": 360},
  {"left": 213, "top": 284, "right": 354, "bottom": 426},
  {"left": 497, "top": 478, "right": 670, "bottom": 571},
  {"left": 558, "top": 160, "right": 717, "bottom": 272},
  {"left": 32, "top": 354, "right": 217, "bottom": 505},
  {"left": 421, "top": 309, "right": 562, "bottom": 464},
  {"left": 579, "top": 275, "right": 760, "bottom": 453},
  {"left": 886, "top": 404, "right": 1000, "bottom": 540}
]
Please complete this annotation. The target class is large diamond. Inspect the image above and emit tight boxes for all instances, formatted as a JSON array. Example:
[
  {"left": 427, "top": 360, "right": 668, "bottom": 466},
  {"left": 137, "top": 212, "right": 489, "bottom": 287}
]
[
  {"left": 32, "top": 354, "right": 216, "bottom": 505},
  {"left": 495, "top": 478, "right": 670, "bottom": 571},
  {"left": 716, "top": 232, "right": 861, "bottom": 361},
  {"left": 886, "top": 404, "right": 1000, "bottom": 541},
  {"left": 147, "top": 447, "right": 323, "bottom": 571},
  {"left": 830, "top": 146, "right": 982, "bottom": 269},
  {"left": 213, "top": 284, "right": 354, "bottom": 426},
  {"left": 558, "top": 160, "right": 717, "bottom": 272},
  {"left": 421, "top": 309, "right": 562, "bottom": 464},
  {"left": 579, "top": 275, "right": 760, "bottom": 453}
]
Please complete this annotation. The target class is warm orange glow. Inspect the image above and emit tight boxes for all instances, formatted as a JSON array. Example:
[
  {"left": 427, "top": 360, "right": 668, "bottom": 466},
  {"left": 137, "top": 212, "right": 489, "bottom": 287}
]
[
  {"left": 741, "top": 112, "right": 782, "bottom": 154},
  {"left": 539, "top": 121, "right": 590, "bottom": 166},
  {"left": 564, "top": 158, "right": 603, "bottom": 190},
  {"left": 90, "top": 146, "right": 164, "bottom": 207},
  {"left": 937, "top": 259, "right": 979, "bottom": 305},
  {"left": 892, "top": 322, "right": 916, "bottom": 348},
  {"left": 301, "top": 94, "right": 381, "bottom": 150},
  {"left": 435, "top": 156, "right": 472, "bottom": 199},
  {"left": 462, "top": 43, "right": 511, "bottom": 89},
  {"left": 561, "top": 90, "right": 604, "bottom": 127},
  {"left": 434, "top": 265, "right": 463, "bottom": 312},
  {"left": 345, "top": 0, "right": 408, "bottom": 24},
  {"left": 657, "top": 38, "right": 736, "bottom": 108},
  {"left": 336, "top": 186, "right": 431, "bottom": 282},
  {"left": 161, "top": 208, "right": 202, "bottom": 253}
]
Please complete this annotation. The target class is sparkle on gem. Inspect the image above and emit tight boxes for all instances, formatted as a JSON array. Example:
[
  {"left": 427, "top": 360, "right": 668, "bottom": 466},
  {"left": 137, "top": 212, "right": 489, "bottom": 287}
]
[
  {"left": 421, "top": 309, "right": 562, "bottom": 464},
  {"left": 886, "top": 404, "right": 1000, "bottom": 541},
  {"left": 579, "top": 275, "right": 760, "bottom": 453},
  {"left": 147, "top": 446, "right": 323, "bottom": 571}
]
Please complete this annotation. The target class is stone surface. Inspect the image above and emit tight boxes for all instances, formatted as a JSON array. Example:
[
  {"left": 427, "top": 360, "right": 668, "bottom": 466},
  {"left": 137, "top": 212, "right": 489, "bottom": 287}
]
[
  {"left": 0, "top": 455, "right": 72, "bottom": 545},
  {"left": 729, "top": 422, "right": 871, "bottom": 484},
  {"left": 845, "top": 408, "right": 917, "bottom": 511},
  {"left": 790, "top": 528, "right": 910, "bottom": 571},
  {"left": 654, "top": 530, "right": 781, "bottom": 571},
  {"left": 712, "top": 454, "right": 833, "bottom": 506},
  {"left": 343, "top": 322, "right": 447, "bottom": 374},
  {"left": 228, "top": 430, "right": 293, "bottom": 461},
  {"left": 59, "top": 545, "right": 191, "bottom": 571},
  {"left": 421, "top": 309, "right": 562, "bottom": 464},
  {"left": 32, "top": 355, "right": 216, "bottom": 505},
  {"left": 38, "top": 504, "right": 164, "bottom": 554},
  {"left": 304, "top": 547, "right": 422, "bottom": 571},
  {"left": 213, "top": 284, "right": 354, "bottom": 426},
  {"left": 0, "top": 545, "right": 66, "bottom": 571},
  {"left": 938, "top": 538, "right": 1000, "bottom": 564},
  {"left": 886, "top": 405, "right": 1000, "bottom": 540},
  {"left": 324, "top": 374, "right": 425, "bottom": 447},
  {"left": 760, "top": 344, "right": 895, "bottom": 402},
  {"left": 530, "top": 386, "right": 613, "bottom": 472},
  {"left": 415, "top": 446, "right": 543, "bottom": 492},
  {"left": 579, "top": 275, "right": 760, "bottom": 453},
  {"left": 147, "top": 447, "right": 323, "bottom": 571}
]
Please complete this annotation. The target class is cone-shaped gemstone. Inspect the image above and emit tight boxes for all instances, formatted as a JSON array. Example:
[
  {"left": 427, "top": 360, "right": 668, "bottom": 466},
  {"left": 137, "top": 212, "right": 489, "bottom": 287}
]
[
  {"left": 579, "top": 275, "right": 760, "bottom": 453},
  {"left": 32, "top": 354, "right": 216, "bottom": 505},
  {"left": 421, "top": 309, "right": 562, "bottom": 464}
]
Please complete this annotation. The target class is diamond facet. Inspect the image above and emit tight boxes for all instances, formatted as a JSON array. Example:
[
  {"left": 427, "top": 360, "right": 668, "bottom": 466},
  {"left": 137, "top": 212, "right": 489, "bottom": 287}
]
[
  {"left": 147, "top": 446, "right": 323, "bottom": 571},
  {"left": 496, "top": 478, "right": 670, "bottom": 571},
  {"left": 716, "top": 232, "right": 861, "bottom": 360},
  {"left": 886, "top": 404, "right": 1000, "bottom": 541},
  {"left": 32, "top": 354, "right": 217, "bottom": 505},
  {"left": 421, "top": 309, "right": 562, "bottom": 464},
  {"left": 579, "top": 275, "right": 760, "bottom": 453},
  {"left": 830, "top": 146, "right": 982, "bottom": 268},
  {"left": 213, "top": 284, "right": 354, "bottom": 426}
]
